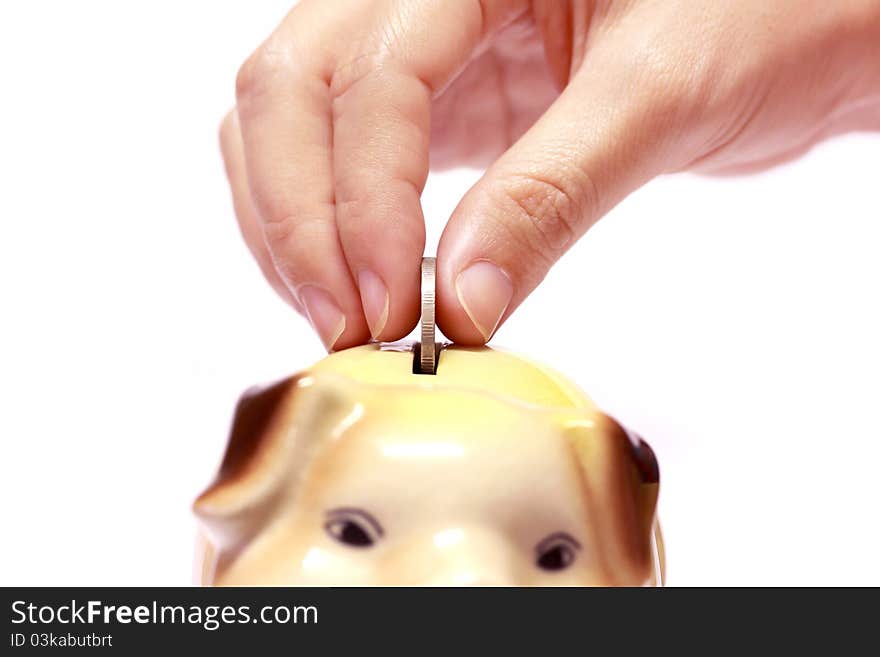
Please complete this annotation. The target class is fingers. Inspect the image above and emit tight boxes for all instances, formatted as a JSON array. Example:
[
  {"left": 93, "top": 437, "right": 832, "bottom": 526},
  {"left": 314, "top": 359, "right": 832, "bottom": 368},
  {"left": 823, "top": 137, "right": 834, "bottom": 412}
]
[
  {"left": 330, "top": 0, "right": 527, "bottom": 340},
  {"left": 436, "top": 49, "right": 678, "bottom": 344},
  {"left": 219, "top": 110, "right": 302, "bottom": 313},
  {"left": 330, "top": 61, "right": 429, "bottom": 339},
  {"left": 233, "top": 0, "right": 526, "bottom": 348},
  {"left": 234, "top": 8, "right": 370, "bottom": 351}
]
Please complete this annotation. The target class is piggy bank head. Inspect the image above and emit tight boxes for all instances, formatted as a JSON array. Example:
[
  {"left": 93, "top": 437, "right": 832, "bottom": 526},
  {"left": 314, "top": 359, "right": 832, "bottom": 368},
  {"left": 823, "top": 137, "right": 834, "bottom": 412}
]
[{"left": 194, "top": 344, "right": 662, "bottom": 586}]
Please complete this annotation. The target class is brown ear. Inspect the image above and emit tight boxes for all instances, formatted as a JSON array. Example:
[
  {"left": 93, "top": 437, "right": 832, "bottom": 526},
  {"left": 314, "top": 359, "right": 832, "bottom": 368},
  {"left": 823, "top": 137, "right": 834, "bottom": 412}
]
[
  {"left": 565, "top": 414, "right": 660, "bottom": 585},
  {"left": 193, "top": 374, "right": 359, "bottom": 555}
]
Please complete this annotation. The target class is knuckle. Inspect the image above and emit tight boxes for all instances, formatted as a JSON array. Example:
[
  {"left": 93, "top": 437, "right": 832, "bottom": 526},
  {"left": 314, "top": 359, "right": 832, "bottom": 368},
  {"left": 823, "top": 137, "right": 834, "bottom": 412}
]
[
  {"left": 235, "top": 40, "right": 295, "bottom": 104},
  {"left": 623, "top": 36, "right": 766, "bottom": 165},
  {"left": 620, "top": 27, "right": 732, "bottom": 133},
  {"left": 498, "top": 172, "right": 593, "bottom": 259},
  {"left": 261, "top": 213, "right": 327, "bottom": 279},
  {"left": 235, "top": 50, "right": 266, "bottom": 101},
  {"left": 261, "top": 213, "right": 298, "bottom": 251},
  {"left": 251, "top": 188, "right": 304, "bottom": 234},
  {"left": 633, "top": 51, "right": 702, "bottom": 125}
]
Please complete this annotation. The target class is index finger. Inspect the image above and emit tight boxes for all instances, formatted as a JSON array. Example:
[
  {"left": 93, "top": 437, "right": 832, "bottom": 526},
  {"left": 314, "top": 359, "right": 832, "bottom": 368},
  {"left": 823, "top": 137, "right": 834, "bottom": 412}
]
[{"left": 326, "top": 0, "right": 529, "bottom": 340}]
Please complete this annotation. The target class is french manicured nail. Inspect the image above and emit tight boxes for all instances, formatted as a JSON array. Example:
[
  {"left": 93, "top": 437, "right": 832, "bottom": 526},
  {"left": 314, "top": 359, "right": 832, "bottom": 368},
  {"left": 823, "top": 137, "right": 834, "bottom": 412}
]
[
  {"left": 455, "top": 260, "right": 513, "bottom": 342},
  {"left": 358, "top": 269, "right": 389, "bottom": 338},
  {"left": 298, "top": 285, "right": 346, "bottom": 351}
]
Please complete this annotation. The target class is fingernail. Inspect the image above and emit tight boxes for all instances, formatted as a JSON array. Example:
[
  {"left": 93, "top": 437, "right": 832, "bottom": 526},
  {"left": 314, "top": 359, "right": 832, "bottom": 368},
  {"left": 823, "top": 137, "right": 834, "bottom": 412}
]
[
  {"left": 298, "top": 285, "right": 346, "bottom": 351},
  {"left": 357, "top": 270, "right": 389, "bottom": 339},
  {"left": 455, "top": 260, "right": 513, "bottom": 342}
]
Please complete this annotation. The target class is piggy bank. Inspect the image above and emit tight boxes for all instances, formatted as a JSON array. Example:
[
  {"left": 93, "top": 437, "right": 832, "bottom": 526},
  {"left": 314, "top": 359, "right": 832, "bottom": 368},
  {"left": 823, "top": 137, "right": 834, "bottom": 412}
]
[{"left": 194, "top": 343, "right": 663, "bottom": 586}]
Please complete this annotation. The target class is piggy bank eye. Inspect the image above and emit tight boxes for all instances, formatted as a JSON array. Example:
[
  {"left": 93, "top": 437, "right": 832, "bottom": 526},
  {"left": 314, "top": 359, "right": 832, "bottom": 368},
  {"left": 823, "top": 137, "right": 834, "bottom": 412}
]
[
  {"left": 535, "top": 532, "right": 581, "bottom": 571},
  {"left": 324, "top": 508, "right": 384, "bottom": 548}
]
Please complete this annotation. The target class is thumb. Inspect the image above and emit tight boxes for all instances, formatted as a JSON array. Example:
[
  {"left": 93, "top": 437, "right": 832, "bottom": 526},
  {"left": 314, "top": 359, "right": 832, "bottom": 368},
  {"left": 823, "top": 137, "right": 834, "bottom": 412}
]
[{"left": 436, "top": 53, "right": 683, "bottom": 344}]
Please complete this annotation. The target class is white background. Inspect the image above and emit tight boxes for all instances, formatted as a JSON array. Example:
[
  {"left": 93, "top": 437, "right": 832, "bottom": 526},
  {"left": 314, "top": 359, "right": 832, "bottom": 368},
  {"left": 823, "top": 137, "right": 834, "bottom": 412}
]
[{"left": 1, "top": 1, "right": 878, "bottom": 586}]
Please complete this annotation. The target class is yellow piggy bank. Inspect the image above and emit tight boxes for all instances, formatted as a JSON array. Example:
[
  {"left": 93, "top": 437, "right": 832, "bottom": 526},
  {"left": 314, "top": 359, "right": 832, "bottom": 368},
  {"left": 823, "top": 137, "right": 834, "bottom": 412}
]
[{"left": 194, "top": 344, "right": 663, "bottom": 586}]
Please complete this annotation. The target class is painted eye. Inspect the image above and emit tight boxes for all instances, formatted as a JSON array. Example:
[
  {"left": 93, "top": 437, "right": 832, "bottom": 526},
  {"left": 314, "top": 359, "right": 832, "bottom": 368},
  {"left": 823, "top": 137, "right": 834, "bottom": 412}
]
[
  {"left": 535, "top": 533, "right": 581, "bottom": 572},
  {"left": 324, "top": 508, "right": 383, "bottom": 548},
  {"left": 326, "top": 519, "right": 373, "bottom": 547}
]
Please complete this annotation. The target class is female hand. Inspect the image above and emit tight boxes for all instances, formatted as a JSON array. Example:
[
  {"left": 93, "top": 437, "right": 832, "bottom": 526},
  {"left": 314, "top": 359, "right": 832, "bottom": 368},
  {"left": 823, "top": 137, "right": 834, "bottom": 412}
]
[{"left": 221, "top": 0, "right": 880, "bottom": 350}]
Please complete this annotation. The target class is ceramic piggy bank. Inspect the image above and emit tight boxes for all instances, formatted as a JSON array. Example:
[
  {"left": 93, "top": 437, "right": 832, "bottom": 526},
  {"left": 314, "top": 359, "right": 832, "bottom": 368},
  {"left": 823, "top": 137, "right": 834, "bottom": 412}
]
[{"left": 194, "top": 344, "right": 663, "bottom": 586}]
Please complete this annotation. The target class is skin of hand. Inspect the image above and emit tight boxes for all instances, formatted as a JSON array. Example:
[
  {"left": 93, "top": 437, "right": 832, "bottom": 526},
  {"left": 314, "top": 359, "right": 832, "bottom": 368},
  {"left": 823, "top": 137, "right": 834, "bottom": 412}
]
[{"left": 220, "top": 0, "right": 880, "bottom": 351}]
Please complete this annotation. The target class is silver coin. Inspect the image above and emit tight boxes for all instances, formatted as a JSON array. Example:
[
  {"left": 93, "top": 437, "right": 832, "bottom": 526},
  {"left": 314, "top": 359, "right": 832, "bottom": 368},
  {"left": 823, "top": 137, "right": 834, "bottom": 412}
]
[{"left": 419, "top": 256, "right": 437, "bottom": 374}]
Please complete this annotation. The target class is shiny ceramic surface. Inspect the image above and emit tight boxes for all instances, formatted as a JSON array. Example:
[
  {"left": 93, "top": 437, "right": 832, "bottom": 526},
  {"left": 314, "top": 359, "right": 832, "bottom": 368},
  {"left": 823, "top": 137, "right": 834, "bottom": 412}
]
[{"left": 194, "top": 343, "right": 663, "bottom": 586}]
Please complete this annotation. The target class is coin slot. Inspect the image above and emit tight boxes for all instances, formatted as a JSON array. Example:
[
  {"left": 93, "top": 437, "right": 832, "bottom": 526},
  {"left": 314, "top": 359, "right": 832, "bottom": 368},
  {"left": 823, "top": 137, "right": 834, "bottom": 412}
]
[{"left": 412, "top": 342, "right": 440, "bottom": 375}]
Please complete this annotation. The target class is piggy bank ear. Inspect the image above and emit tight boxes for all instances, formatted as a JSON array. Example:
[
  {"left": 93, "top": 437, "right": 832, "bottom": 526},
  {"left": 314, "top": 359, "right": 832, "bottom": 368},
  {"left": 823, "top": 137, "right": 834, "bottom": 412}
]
[
  {"left": 564, "top": 415, "right": 660, "bottom": 585},
  {"left": 193, "top": 374, "right": 360, "bottom": 557}
]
